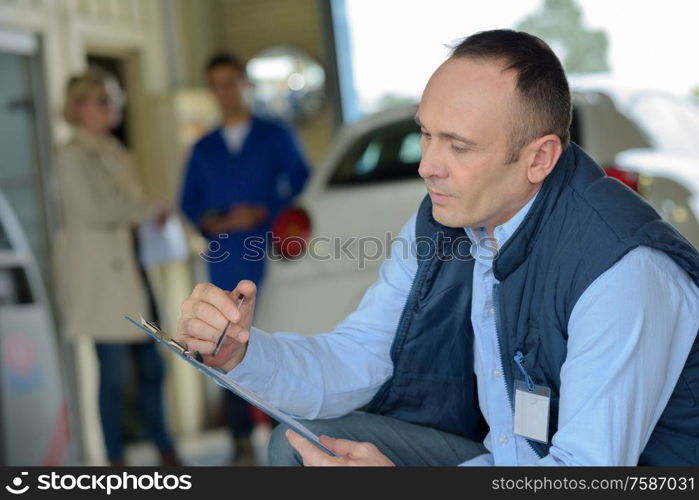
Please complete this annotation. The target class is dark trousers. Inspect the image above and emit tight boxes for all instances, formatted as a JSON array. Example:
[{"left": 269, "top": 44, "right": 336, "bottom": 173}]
[
  {"left": 95, "top": 341, "right": 175, "bottom": 460},
  {"left": 223, "top": 391, "right": 254, "bottom": 437},
  {"left": 268, "top": 411, "right": 489, "bottom": 466},
  {"left": 220, "top": 279, "right": 265, "bottom": 439}
]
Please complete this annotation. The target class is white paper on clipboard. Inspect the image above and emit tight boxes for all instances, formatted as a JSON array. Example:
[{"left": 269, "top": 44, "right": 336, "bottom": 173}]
[
  {"left": 137, "top": 215, "right": 188, "bottom": 267},
  {"left": 124, "top": 316, "right": 335, "bottom": 456}
]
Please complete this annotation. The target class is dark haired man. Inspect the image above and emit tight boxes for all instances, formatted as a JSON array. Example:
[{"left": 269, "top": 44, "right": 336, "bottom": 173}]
[
  {"left": 176, "top": 31, "right": 699, "bottom": 466},
  {"left": 179, "top": 52, "right": 311, "bottom": 464}
]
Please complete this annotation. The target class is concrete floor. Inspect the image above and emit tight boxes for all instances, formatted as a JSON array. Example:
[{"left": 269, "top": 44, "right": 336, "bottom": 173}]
[{"left": 124, "top": 426, "right": 271, "bottom": 466}]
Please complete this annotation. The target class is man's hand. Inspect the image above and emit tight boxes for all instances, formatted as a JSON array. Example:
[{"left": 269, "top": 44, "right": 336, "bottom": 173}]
[
  {"left": 175, "top": 280, "right": 257, "bottom": 372},
  {"left": 286, "top": 430, "right": 395, "bottom": 467},
  {"left": 200, "top": 204, "right": 268, "bottom": 235}
]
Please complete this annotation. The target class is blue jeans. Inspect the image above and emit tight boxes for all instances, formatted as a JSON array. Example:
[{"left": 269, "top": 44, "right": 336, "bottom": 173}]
[
  {"left": 95, "top": 341, "right": 175, "bottom": 461},
  {"left": 268, "top": 411, "right": 489, "bottom": 466}
]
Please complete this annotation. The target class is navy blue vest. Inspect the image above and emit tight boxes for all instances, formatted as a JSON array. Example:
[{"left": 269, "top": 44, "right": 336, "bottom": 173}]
[{"left": 366, "top": 143, "right": 699, "bottom": 465}]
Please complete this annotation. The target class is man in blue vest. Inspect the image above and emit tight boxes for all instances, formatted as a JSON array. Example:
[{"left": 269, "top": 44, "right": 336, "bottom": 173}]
[
  {"left": 175, "top": 31, "right": 699, "bottom": 466},
  {"left": 179, "top": 53, "right": 311, "bottom": 464}
]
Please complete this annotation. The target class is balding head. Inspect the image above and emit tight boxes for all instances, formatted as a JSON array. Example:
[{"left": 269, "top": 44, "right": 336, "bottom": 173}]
[{"left": 416, "top": 30, "right": 567, "bottom": 231}]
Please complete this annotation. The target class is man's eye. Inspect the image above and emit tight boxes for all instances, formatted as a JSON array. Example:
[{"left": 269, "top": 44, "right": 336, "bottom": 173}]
[
  {"left": 451, "top": 144, "right": 467, "bottom": 153},
  {"left": 419, "top": 130, "right": 430, "bottom": 139}
]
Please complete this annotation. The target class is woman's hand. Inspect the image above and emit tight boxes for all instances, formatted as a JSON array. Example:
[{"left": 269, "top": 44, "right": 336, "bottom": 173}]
[{"left": 153, "top": 202, "right": 171, "bottom": 228}]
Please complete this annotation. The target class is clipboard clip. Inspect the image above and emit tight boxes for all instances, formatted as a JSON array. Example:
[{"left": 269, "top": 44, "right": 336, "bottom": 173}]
[{"left": 138, "top": 313, "right": 204, "bottom": 363}]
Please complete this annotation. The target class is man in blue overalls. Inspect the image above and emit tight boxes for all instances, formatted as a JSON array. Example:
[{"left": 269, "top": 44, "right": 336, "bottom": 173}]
[{"left": 179, "top": 53, "right": 311, "bottom": 464}]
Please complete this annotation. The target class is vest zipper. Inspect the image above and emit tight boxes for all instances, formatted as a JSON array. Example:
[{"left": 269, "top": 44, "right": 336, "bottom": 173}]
[{"left": 492, "top": 282, "right": 544, "bottom": 459}]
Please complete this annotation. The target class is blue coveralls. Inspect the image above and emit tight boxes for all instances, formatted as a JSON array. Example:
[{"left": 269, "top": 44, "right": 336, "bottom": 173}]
[
  {"left": 179, "top": 115, "right": 311, "bottom": 442},
  {"left": 180, "top": 115, "right": 311, "bottom": 290}
]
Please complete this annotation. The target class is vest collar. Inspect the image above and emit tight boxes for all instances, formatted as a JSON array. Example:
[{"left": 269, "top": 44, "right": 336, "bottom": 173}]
[
  {"left": 493, "top": 142, "right": 597, "bottom": 281},
  {"left": 464, "top": 189, "right": 540, "bottom": 264}
]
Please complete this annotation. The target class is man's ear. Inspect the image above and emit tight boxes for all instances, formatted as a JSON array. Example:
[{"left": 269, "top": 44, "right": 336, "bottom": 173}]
[{"left": 525, "top": 135, "right": 563, "bottom": 184}]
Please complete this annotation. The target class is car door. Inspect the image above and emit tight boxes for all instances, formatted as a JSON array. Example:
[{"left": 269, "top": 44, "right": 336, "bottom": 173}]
[{"left": 254, "top": 116, "right": 426, "bottom": 334}]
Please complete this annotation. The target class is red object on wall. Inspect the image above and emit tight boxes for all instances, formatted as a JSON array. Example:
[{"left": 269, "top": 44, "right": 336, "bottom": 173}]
[
  {"left": 604, "top": 166, "right": 639, "bottom": 192},
  {"left": 271, "top": 207, "right": 312, "bottom": 259}
]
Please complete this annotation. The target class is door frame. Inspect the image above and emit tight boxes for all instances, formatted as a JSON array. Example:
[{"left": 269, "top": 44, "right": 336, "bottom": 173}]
[{"left": 0, "top": 28, "right": 55, "bottom": 289}]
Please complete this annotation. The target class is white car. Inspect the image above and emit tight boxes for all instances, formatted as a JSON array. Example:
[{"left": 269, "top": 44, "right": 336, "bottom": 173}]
[{"left": 254, "top": 88, "right": 699, "bottom": 334}]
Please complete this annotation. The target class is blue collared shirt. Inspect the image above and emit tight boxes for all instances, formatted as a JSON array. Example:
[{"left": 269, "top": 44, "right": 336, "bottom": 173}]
[
  {"left": 222, "top": 193, "right": 699, "bottom": 465},
  {"left": 463, "top": 191, "right": 542, "bottom": 465}
]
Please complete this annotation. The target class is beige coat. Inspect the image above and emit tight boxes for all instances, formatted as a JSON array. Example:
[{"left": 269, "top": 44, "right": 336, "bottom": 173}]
[{"left": 53, "top": 128, "right": 158, "bottom": 343}]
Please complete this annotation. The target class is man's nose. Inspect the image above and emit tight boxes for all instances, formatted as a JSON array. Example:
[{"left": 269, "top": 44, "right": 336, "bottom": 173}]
[{"left": 418, "top": 141, "right": 448, "bottom": 180}]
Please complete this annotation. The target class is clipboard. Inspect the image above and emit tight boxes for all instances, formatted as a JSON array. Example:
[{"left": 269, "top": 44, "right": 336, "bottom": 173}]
[{"left": 124, "top": 315, "right": 336, "bottom": 457}]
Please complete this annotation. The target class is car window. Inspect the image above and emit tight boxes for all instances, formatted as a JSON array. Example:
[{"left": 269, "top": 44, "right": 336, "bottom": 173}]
[
  {"left": 0, "top": 221, "right": 10, "bottom": 250},
  {"left": 328, "top": 118, "right": 421, "bottom": 186},
  {"left": 627, "top": 94, "right": 699, "bottom": 157},
  {"left": 326, "top": 106, "right": 583, "bottom": 187}
]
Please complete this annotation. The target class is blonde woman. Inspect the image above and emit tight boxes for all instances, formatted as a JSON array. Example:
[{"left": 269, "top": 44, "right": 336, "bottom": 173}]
[{"left": 54, "top": 69, "right": 180, "bottom": 466}]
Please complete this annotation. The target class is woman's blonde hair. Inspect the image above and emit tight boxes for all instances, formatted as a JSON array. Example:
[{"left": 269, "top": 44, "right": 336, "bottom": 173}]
[{"left": 63, "top": 67, "right": 122, "bottom": 125}]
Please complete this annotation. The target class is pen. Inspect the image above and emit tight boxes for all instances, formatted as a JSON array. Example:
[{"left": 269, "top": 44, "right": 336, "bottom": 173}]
[{"left": 212, "top": 295, "right": 245, "bottom": 356}]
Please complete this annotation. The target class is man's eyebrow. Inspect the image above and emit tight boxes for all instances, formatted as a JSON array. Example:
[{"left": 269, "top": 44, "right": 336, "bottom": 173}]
[
  {"left": 414, "top": 115, "right": 479, "bottom": 147},
  {"left": 439, "top": 131, "right": 479, "bottom": 147}
]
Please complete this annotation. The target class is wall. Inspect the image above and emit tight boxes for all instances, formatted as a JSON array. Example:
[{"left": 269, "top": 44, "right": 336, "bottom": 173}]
[
  {"left": 216, "top": 0, "right": 336, "bottom": 166},
  {"left": 0, "top": 0, "right": 185, "bottom": 466},
  {"left": 0, "top": 0, "right": 337, "bottom": 465}
]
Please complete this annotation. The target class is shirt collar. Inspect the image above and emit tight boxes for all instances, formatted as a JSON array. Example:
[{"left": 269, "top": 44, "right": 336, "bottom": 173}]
[{"left": 465, "top": 189, "right": 540, "bottom": 252}]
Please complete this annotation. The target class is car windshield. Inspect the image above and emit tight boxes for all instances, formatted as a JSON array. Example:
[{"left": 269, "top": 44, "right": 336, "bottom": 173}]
[
  {"left": 626, "top": 93, "right": 699, "bottom": 158},
  {"left": 328, "top": 118, "right": 422, "bottom": 186}
]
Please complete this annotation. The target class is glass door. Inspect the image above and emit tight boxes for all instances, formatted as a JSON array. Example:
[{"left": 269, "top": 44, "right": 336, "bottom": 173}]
[{"left": 0, "top": 29, "right": 53, "bottom": 287}]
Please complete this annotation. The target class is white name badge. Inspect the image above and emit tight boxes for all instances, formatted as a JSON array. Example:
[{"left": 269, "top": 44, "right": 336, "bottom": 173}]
[{"left": 513, "top": 379, "right": 551, "bottom": 444}]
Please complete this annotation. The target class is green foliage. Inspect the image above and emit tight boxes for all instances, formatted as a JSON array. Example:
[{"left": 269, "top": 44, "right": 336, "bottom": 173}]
[{"left": 517, "top": 0, "right": 610, "bottom": 74}]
